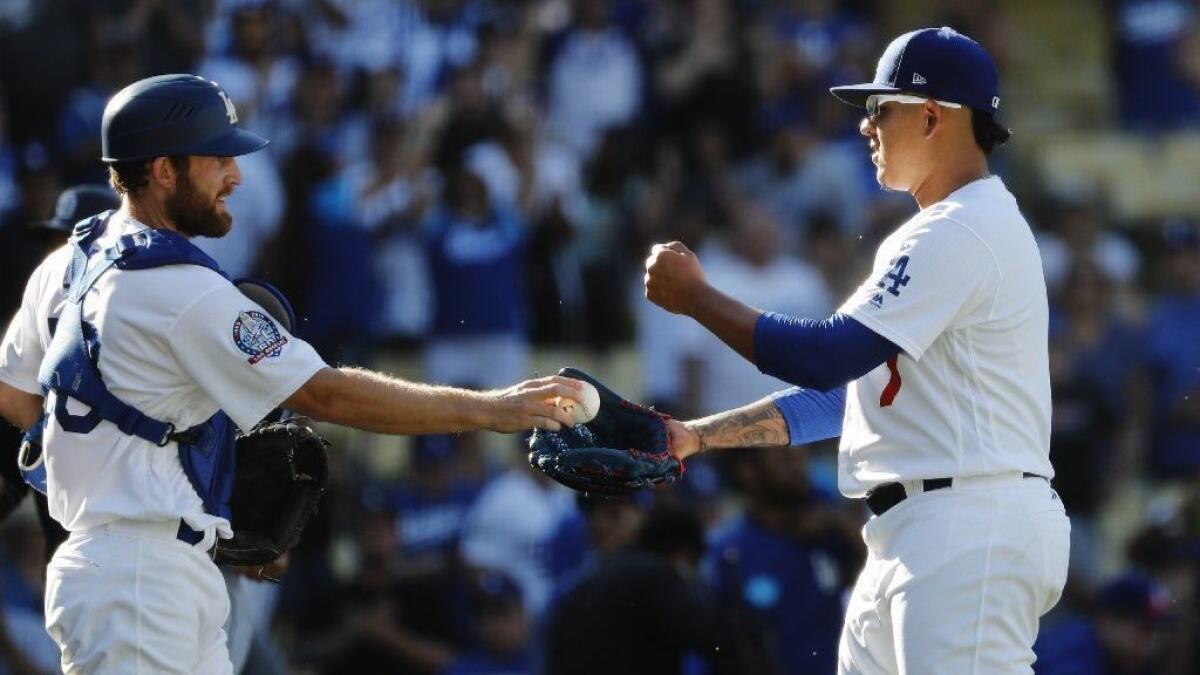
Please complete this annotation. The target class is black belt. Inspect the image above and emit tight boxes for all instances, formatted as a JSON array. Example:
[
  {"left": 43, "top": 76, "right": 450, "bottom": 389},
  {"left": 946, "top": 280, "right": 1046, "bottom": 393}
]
[{"left": 865, "top": 472, "right": 1043, "bottom": 517}]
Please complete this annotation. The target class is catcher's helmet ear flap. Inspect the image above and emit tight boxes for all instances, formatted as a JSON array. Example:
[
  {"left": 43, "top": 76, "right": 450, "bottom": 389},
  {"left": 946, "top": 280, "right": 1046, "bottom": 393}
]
[{"left": 101, "top": 74, "right": 268, "bottom": 162}]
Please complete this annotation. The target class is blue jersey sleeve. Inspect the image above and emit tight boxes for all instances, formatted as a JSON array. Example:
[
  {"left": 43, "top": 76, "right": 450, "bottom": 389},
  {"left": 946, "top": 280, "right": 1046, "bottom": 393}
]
[
  {"left": 770, "top": 386, "right": 847, "bottom": 445},
  {"left": 753, "top": 312, "right": 900, "bottom": 391}
]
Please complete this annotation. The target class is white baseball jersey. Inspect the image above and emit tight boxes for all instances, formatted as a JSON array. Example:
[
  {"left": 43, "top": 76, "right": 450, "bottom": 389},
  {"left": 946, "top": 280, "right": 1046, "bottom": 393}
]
[
  {"left": 0, "top": 212, "right": 327, "bottom": 543},
  {"left": 836, "top": 176, "right": 1053, "bottom": 497}
]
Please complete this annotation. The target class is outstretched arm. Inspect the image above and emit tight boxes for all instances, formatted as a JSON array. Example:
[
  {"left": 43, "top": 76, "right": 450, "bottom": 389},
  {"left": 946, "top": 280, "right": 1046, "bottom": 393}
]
[
  {"left": 669, "top": 397, "right": 789, "bottom": 461},
  {"left": 284, "top": 368, "right": 580, "bottom": 435},
  {"left": 668, "top": 386, "right": 847, "bottom": 462}
]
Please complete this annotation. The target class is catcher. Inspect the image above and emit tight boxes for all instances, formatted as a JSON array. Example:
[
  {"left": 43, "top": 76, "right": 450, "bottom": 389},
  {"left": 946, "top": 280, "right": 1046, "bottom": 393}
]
[
  {"left": 9, "top": 273, "right": 328, "bottom": 579},
  {"left": 0, "top": 73, "right": 581, "bottom": 675}
]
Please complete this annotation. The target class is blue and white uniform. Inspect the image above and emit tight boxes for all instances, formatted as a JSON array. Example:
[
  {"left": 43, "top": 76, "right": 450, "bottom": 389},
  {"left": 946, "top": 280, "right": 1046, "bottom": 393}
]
[
  {"left": 837, "top": 176, "right": 1056, "bottom": 495},
  {"left": 0, "top": 210, "right": 326, "bottom": 674},
  {"left": 833, "top": 176, "right": 1070, "bottom": 675}
]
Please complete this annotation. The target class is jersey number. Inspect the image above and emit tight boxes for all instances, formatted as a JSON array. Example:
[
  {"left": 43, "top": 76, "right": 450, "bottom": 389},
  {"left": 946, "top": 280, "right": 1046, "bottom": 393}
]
[
  {"left": 879, "top": 355, "right": 902, "bottom": 407},
  {"left": 877, "top": 255, "right": 911, "bottom": 297}
]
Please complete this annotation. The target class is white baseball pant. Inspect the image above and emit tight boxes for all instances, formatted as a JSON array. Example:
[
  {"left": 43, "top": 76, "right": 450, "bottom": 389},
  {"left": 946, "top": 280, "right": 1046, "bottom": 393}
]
[
  {"left": 838, "top": 472, "right": 1070, "bottom": 675},
  {"left": 44, "top": 520, "right": 233, "bottom": 674}
]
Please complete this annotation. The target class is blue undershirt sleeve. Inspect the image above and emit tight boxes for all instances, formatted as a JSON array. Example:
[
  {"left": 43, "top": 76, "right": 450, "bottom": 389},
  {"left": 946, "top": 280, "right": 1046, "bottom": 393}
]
[
  {"left": 769, "top": 386, "right": 846, "bottom": 445},
  {"left": 753, "top": 312, "right": 901, "bottom": 391}
]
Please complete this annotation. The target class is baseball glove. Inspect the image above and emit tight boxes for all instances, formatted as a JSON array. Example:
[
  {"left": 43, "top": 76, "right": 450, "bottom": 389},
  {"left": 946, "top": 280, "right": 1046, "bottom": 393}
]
[
  {"left": 528, "top": 368, "right": 683, "bottom": 496},
  {"left": 213, "top": 420, "right": 329, "bottom": 567}
]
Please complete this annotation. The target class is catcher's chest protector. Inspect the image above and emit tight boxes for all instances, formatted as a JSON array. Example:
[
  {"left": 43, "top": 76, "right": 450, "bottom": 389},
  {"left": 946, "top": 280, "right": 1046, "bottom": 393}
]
[{"left": 27, "top": 212, "right": 237, "bottom": 524}]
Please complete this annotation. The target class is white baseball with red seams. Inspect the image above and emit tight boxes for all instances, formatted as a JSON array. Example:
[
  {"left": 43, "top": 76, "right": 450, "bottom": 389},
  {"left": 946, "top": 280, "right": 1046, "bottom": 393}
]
[{"left": 554, "top": 381, "right": 601, "bottom": 425}]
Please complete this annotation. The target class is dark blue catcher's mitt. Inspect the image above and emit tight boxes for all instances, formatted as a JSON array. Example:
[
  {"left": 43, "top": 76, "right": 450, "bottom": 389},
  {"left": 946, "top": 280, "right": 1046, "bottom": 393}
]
[{"left": 528, "top": 368, "right": 683, "bottom": 496}]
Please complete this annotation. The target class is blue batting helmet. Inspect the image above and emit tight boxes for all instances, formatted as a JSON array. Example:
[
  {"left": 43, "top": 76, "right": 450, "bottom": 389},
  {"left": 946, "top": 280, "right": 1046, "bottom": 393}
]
[{"left": 101, "top": 74, "right": 268, "bottom": 163}]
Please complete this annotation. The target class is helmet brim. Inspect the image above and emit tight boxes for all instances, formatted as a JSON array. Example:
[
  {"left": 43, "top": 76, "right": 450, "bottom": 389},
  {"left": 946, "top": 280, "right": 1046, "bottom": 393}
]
[
  {"left": 185, "top": 127, "right": 270, "bottom": 158},
  {"left": 101, "top": 127, "right": 269, "bottom": 162}
]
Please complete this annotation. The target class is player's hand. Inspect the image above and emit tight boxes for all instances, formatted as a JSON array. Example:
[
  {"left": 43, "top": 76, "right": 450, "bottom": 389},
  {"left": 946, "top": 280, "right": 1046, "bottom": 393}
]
[
  {"left": 484, "top": 376, "right": 583, "bottom": 432},
  {"left": 644, "top": 241, "right": 708, "bottom": 316},
  {"left": 667, "top": 418, "right": 702, "bottom": 462}
]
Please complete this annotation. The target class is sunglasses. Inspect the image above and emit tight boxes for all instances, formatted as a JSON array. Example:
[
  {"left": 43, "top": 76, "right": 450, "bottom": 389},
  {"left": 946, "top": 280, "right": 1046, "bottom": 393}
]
[{"left": 865, "top": 94, "right": 963, "bottom": 118}]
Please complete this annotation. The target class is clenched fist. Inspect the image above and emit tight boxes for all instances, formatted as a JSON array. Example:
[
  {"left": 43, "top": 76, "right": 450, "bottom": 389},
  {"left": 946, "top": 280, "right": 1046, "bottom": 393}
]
[{"left": 644, "top": 241, "right": 708, "bottom": 315}]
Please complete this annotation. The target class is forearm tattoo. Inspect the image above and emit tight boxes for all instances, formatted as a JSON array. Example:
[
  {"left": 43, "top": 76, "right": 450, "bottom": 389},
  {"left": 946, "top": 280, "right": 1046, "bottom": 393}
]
[{"left": 691, "top": 399, "right": 789, "bottom": 452}]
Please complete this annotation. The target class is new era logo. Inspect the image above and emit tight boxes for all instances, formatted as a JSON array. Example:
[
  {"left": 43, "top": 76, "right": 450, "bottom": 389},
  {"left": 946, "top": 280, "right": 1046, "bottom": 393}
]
[{"left": 912, "top": 73, "right": 927, "bottom": 85}]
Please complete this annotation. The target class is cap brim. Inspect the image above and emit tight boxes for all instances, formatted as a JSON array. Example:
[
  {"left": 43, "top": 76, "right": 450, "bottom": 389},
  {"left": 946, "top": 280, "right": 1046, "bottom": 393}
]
[
  {"left": 186, "top": 127, "right": 269, "bottom": 158},
  {"left": 829, "top": 83, "right": 902, "bottom": 108},
  {"left": 100, "top": 127, "right": 270, "bottom": 162}
]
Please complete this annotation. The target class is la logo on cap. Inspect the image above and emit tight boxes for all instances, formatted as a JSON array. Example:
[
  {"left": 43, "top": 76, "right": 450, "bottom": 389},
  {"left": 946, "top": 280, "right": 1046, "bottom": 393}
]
[{"left": 217, "top": 89, "right": 239, "bottom": 124}]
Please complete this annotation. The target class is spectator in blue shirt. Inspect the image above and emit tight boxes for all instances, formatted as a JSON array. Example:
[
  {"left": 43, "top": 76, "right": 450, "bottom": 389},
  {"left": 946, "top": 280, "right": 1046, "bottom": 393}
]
[
  {"left": 442, "top": 571, "right": 533, "bottom": 675},
  {"left": 1047, "top": 262, "right": 1145, "bottom": 586},
  {"left": 1034, "top": 571, "right": 1177, "bottom": 675},
  {"left": 1142, "top": 217, "right": 1200, "bottom": 478},
  {"left": 543, "top": 504, "right": 763, "bottom": 675},
  {"left": 424, "top": 165, "right": 531, "bottom": 388},
  {"left": 1112, "top": 0, "right": 1200, "bottom": 131},
  {"left": 389, "top": 434, "right": 488, "bottom": 564},
  {"left": 705, "top": 444, "right": 862, "bottom": 675},
  {"left": 545, "top": 491, "right": 650, "bottom": 594}
]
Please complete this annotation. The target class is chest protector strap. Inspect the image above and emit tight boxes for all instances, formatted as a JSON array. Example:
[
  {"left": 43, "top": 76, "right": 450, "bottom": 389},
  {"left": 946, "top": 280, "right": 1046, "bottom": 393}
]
[{"left": 27, "top": 213, "right": 237, "bottom": 522}]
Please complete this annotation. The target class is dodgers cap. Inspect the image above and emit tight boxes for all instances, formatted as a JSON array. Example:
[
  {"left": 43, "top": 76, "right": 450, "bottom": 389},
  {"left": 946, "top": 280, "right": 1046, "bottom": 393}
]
[
  {"left": 35, "top": 185, "right": 120, "bottom": 234},
  {"left": 1097, "top": 572, "right": 1175, "bottom": 625},
  {"left": 830, "top": 27, "right": 1002, "bottom": 116}
]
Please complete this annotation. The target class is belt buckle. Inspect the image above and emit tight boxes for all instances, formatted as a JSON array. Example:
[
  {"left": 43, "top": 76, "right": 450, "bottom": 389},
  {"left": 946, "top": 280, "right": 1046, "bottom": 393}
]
[{"left": 156, "top": 423, "right": 175, "bottom": 447}]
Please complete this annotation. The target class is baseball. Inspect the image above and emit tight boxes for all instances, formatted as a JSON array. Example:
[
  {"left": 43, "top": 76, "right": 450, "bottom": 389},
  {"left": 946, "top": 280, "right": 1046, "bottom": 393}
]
[{"left": 555, "top": 381, "right": 601, "bottom": 425}]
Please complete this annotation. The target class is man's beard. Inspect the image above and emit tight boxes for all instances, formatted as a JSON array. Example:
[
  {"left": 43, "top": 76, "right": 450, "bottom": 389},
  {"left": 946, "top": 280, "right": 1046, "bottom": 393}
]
[{"left": 165, "top": 171, "right": 231, "bottom": 238}]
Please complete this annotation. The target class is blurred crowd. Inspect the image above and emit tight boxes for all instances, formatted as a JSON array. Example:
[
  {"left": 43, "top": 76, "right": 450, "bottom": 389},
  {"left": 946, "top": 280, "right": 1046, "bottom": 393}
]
[{"left": 2, "top": 1, "right": 1200, "bottom": 674}]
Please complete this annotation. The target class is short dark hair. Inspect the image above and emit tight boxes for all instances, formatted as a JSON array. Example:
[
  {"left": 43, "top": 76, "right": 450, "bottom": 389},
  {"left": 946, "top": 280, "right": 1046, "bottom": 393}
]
[
  {"left": 972, "top": 109, "right": 1011, "bottom": 155},
  {"left": 107, "top": 156, "right": 189, "bottom": 195}
]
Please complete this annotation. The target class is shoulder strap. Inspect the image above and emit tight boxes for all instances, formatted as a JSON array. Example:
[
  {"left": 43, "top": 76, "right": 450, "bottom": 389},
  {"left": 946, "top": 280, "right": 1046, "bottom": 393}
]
[
  {"left": 66, "top": 227, "right": 227, "bottom": 303},
  {"left": 69, "top": 209, "right": 114, "bottom": 248},
  {"left": 111, "top": 229, "right": 225, "bottom": 275},
  {"left": 46, "top": 222, "right": 230, "bottom": 445},
  {"left": 62, "top": 210, "right": 116, "bottom": 290}
]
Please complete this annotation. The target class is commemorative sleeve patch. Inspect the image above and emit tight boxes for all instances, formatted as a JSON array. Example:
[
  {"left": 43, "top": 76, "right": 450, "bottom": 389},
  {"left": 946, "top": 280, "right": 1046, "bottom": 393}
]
[{"left": 232, "top": 310, "right": 288, "bottom": 364}]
